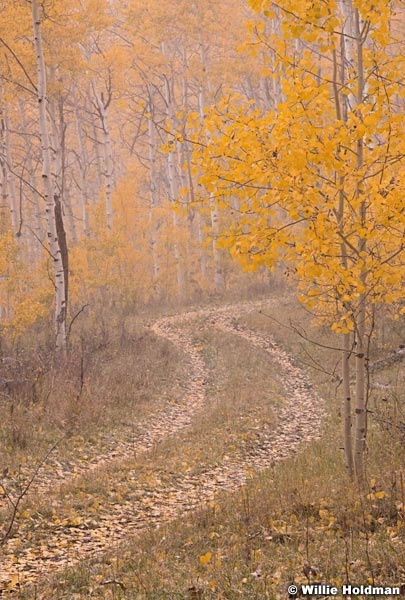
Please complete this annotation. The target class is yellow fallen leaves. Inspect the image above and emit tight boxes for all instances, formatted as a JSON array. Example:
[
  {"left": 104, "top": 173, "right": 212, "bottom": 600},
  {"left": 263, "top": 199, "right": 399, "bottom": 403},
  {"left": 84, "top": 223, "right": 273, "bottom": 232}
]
[
  {"left": 7, "top": 574, "right": 19, "bottom": 591},
  {"left": 367, "top": 490, "right": 386, "bottom": 500},
  {"left": 199, "top": 551, "right": 212, "bottom": 565},
  {"left": 199, "top": 551, "right": 223, "bottom": 569}
]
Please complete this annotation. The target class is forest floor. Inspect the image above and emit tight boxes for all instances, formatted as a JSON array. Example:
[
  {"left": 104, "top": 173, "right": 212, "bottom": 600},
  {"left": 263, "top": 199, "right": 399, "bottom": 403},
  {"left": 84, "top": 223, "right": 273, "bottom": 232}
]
[{"left": 0, "top": 294, "right": 404, "bottom": 598}]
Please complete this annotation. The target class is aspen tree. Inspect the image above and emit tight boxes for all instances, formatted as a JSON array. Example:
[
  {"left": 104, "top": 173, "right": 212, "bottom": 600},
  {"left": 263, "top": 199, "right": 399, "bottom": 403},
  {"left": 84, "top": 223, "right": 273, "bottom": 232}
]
[
  {"left": 162, "top": 64, "right": 186, "bottom": 301},
  {"left": 0, "top": 103, "right": 18, "bottom": 234},
  {"left": 92, "top": 80, "right": 114, "bottom": 231},
  {"left": 31, "top": 0, "right": 68, "bottom": 355},
  {"left": 191, "top": 0, "right": 405, "bottom": 482},
  {"left": 338, "top": 0, "right": 367, "bottom": 482},
  {"left": 146, "top": 94, "right": 160, "bottom": 295},
  {"left": 196, "top": 33, "right": 225, "bottom": 293},
  {"left": 72, "top": 88, "right": 90, "bottom": 238}
]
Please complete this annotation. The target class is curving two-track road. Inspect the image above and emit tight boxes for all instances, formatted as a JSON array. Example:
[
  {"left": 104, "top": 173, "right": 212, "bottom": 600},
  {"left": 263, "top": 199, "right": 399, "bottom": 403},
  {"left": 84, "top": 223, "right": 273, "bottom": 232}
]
[{"left": 0, "top": 300, "right": 326, "bottom": 596}]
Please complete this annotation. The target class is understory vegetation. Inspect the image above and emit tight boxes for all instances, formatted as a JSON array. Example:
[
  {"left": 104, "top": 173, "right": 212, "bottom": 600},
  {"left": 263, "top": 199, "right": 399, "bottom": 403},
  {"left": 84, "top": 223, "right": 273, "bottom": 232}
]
[
  {"left": 1, "top": 0, "right": 404, "bottom": 596},
  {"left": 0, "top": 284, "right": 403, "bottom": 598}
]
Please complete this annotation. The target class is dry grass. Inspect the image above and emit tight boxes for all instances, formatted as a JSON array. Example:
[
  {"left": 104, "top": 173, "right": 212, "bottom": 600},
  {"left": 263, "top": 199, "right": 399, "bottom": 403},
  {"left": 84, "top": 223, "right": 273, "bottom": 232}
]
[
  {"left": 1, "top": 289, "right": 404, "bottom": 598},
  {"left": 21, "top": 423, "right": 404, "bottom": 599},
  {"left": 0, "top": 319, "right": 183, "bottom": 463}
]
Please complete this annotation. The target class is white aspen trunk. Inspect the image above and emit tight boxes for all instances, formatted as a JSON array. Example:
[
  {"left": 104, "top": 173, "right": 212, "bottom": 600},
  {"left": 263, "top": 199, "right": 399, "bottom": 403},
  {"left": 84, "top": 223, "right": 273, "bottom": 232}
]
[
  {"left": 196, "top": 86, "right": 209, "bottom": 281},
  {"left": 339, "top": 186, "right": 355, "bottom": 478},
  {"left": 353, "top": 6, "right": 367, "bottom": 485},
  {"left": 209, "top": 195, "right": 224, "bottom": 293},
  {"left": 354, "top": 298, "right": 367, "bottom": 482},
  {"left": 166, "top": 138, "right": 186, "bottom": 301},
  {"left": 3, "top": 108, "right": 18, "bottom": 233},
  {"left": 270, "top": 8, "right": 284, "bottom": 107},
  {"left": 188, "top": 100, "right": 208, "bottom": 280},
  {"left": 92, "top": 82, "right": 114, "bottom": 230},
  {"left": 333, "top": 1, "right": 361, "bottom": 479},
  {"left": 0, "top": 114, "right": 9, "bottom": 228},
  {"left": 161, "top": 62, "right": 186, "bottom": 301},
  {"left": 0, "top": 152, "right": 7, "bottom": 229},
  {"left": 339, "top": 0, "right": 368, "bottom": 482},
  {"left": 167, "top": 143, "right": 186, "bottom": 301},
  {"left": 339, "top": 0, "right": 359, "bottom": 113},
  {"left": 72, "top": 89, "right": 90, "bottom": 237},
  {"left": 147, "top": 102, "right": 160, "bottom": 295},
  {"left": 0, "top": 87, "right": 18, "bottom": 234},
  {"left": 184, "top": 140, "right": 202, "bottom": 284},
  {"left": 342, "top": 333, "right": 354, "bottom": 477},
  {"left": 176, "top": 138, "right": 188, "bottom": 197},
  {"left": 354, "top": 144, "right": 367, "bottom": 470},
  {"left": 48, "top": 92, "right": 77, "bottom": 244},
  {"left": 88, "top": 88, "right": 103, "bottom": 192},
  {"left": 177, "top": 141, "right": 195, "bottom": 287},
  {"left": 32, "top": 0, "right": 67, "bottom": 356},
  {"left": 197, "top": 70, "right": 224, "bottom": 294},
  {"left": 196, "top": 211, "right": 207, "bottom": 281},
  {"left": 259, "top": 75, "right": 272, "bottom": 111},
  {"left": 148, "top": 205, "right": 159, "bottom": 293},
  {"left": 172, "top": 211, "right": 186, "bottom": 301},
  {"left": 267, "top": 11, "right": 284, "bottom": 109}
]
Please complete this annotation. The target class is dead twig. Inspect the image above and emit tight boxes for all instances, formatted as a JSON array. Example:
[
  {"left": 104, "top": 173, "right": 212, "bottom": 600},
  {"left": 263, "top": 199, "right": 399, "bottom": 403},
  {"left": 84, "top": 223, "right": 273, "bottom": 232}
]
[
  {"left": 100, "top": 579, "right": 127, "bottom": 591},
  {"left": 0, "top": 437, "right": 64, "bottom": 545},
  {"left": 67, "top": 304, "right": 90, "bottom": 340}
]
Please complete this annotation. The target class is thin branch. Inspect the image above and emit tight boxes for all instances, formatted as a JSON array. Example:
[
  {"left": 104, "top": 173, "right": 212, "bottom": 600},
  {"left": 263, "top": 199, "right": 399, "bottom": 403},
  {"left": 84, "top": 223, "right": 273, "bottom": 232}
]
[
  {"left": 1, "top": 438, "right": 63, "bottom": 545},
  {"left": 0, "top": 39, "right": 37, "bottom": 92},
  {"left": 271, "top": 2, "right": 356, "bottom": 39},
  {"left": 25, "top": 226, "right": 54, "bottom": 260},
  {"left": 67, "top": 304, "right": 89, "bottom": 339},
  {"left": 258, "top": 309, "right": 349, "bottom": 353}
]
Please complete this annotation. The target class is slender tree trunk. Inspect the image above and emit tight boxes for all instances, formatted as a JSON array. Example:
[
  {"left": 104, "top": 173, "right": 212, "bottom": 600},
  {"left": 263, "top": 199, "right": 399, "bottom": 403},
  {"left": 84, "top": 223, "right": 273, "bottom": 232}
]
[
  {"left": 336, "top": 33, "right": 354, "bottom": 476},
  {"left": 88, "top": 87, "right": 103, "bottom": 192},
  {"left": 32, "top": 0, "right": 67, "bottom": 356},
  {"left": 354, "top": 298, "right": 367, "bottom": 482},
  {"left": 337, "top": 0, "right": 368, "bottom": 482},
  {"left": 336, "top": 0, "right": 370, "bottom": 483},
  {"left": 147, "top": 99, "right": 160, "bottom": 296},
  {"left": 196, "top": 61, "right": 224, "bottom": 294},
  {"left": 72, "top": 89, "right": 90, "bottom": 237},
  {"left": 353, "top": 6, "right": 367, "bottom": 484},
  {"left": 0, "top": 97, "right": 18, "bottom": 233},
  {"left": 196, "top": 211, "right": 207, "bottom": 281},
  {"left": 0, "top": 113, "right": 9, "bottom": 229},
  {"left": 195, "top": 83, "right": 208, "bottom": 283},
  {"left": 92, "top": 82, "right": 114, "bottom": 230},
  {"left": 166, "top": 132, "right": 186, "bottom": 300},
  {"left": 161, "top": 66, "right": 186, "bottom": 301},
  {"left": 4, "top": 111, "right": 18, "bottom": 234},
  {"left": 49, "top": 89, "right": 77, "bottom": 244},
  {"left": 342, "top": 333, "right": 354, "bottom": 477},
  {"left": 209, "top": 195, "right": 224, "bottom": 293}
]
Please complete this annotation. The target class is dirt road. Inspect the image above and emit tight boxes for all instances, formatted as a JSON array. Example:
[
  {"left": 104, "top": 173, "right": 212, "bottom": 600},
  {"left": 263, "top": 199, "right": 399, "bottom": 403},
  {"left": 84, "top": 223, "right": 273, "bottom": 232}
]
[{"left": 0, "top": 300, "right": 326, "bottom": 596}]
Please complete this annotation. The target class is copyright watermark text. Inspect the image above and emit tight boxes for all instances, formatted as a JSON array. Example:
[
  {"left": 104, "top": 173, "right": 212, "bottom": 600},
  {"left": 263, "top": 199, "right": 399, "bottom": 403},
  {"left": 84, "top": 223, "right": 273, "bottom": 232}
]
[{"left": 288, "top": 583, "right": 402, "bottom": 596}]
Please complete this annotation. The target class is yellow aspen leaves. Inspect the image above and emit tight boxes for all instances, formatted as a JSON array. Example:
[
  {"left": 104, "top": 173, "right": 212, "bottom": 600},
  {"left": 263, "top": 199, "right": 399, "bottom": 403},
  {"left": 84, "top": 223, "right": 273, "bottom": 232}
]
[
  {"left": 199, "top": 551, "right": 212, "bottom": 565},
  {"left": 189, "top": 0, "right": 404, "bottom": 332}
]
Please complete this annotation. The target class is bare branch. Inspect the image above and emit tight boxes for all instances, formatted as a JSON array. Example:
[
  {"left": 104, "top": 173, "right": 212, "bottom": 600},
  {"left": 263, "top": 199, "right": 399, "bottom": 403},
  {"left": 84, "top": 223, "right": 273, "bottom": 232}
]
[{"left": 1, "top": 438, "right": 63, "bottom": 545}]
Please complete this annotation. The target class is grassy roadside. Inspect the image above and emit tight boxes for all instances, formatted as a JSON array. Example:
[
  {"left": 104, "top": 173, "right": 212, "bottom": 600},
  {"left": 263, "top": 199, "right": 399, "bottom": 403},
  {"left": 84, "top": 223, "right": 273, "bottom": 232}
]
[
  {"left": 0, "top": 321, "right": 184, "bottom": 480},
  {"left": 21, "top": 425, "right": 404, "bottom": 599}
]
